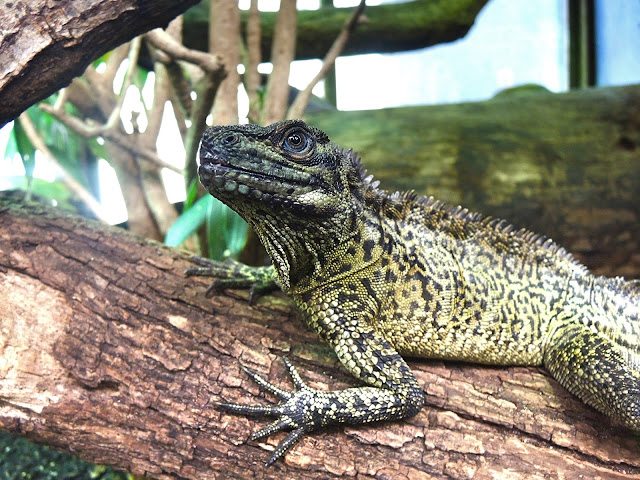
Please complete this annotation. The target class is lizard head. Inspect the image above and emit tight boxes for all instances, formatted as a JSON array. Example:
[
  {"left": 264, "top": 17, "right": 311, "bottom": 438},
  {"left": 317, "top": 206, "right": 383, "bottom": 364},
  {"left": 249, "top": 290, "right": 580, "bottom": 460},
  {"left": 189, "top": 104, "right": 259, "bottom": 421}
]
[
  {"left": 199, "top": 120, "right": 356, "bottom": 217},
  {"left": 198, "top": 120, "right": 369, "bottom": 289}
]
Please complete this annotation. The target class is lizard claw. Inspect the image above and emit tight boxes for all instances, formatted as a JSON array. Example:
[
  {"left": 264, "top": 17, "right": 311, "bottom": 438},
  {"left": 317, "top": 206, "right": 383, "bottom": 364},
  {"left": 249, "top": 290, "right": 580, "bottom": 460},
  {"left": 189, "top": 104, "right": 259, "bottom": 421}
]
[
  {"left": 216, "top": 358, "right": 323, "bottom": 466},
  {"left": 186, "top": 256, "right": 278, "bottom": 303}
]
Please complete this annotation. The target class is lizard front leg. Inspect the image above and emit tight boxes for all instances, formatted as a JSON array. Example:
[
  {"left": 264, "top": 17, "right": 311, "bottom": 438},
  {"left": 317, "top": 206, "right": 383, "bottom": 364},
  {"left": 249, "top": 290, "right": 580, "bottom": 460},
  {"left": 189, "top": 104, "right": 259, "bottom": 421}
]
[
  {"left": 185, "top": 257, "right": 279, "bottom": 303},
  {"left": 217, "top": 297, "right": 425, "bottom": 465}
]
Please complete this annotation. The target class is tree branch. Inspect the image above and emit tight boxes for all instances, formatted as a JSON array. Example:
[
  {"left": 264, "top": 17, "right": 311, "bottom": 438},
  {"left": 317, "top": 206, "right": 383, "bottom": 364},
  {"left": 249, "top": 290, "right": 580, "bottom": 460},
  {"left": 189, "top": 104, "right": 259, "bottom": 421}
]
[
  {"left": 210, "top": 0, "right": 241, "bottom": 126},
  {"left": 0, "top": 0, "right": 199, "bottom": 127},
  {"left": 182, "top": 0, "right": 490, "bottom": 62},
  {"left": 1, "top": 198, "right": 639, "bottom": 479},
  {"left": 17, "top": 113, "right": 107, "bottom": 222},
  {"left": 287, "top": 0, "right": 366, "bottom": 119},
  {"left": 244, "top": 0, "right": 262, "bottom": 123},
  {"left": 260, "top": 0, "right": 298, "bottom": 125},
  {"left": 146, "top": 29, "right": 224, "bottom": 75}
]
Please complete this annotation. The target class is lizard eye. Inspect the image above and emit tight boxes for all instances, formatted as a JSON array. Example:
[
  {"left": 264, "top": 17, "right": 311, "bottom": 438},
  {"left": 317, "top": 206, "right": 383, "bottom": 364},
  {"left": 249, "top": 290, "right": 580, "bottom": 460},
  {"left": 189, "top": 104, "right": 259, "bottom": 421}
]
[{"left": 283, "top": 129, "right": 313, "bottom": 156}]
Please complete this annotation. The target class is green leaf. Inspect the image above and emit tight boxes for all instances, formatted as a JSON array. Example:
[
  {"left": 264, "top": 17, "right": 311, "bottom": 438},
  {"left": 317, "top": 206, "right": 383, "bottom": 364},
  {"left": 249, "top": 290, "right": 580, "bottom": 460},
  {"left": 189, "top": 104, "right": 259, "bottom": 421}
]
[
  {"left": 12, "top": 120, "right": 35, "bottom": 177},
  {"left": 185, "top": 178, "right": 199, "bottom": 210},
  {"left": 4, "top": 124, "right": 19, "bottom": 160},
  {"left": 206, "top": 199, "right": 248, "bottom": 260},
  {"left": 224, "top": 210, "right": 249, "bottom": 257},
  {"left": 206, "top": 196, "right": 229, "bottom": 260},
  {"left": 164, "top": 195, "right": 212, "bottom": 247},
  {"left": 165, "top": 192, "right": 249, "bottom": 259}
]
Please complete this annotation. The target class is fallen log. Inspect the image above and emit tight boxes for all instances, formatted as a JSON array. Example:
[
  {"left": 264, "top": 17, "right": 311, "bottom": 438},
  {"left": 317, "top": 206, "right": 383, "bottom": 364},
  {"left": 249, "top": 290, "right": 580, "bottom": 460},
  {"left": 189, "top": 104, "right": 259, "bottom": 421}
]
[{"left": 1, "top": 200, "right": 639, "bottom": 479}]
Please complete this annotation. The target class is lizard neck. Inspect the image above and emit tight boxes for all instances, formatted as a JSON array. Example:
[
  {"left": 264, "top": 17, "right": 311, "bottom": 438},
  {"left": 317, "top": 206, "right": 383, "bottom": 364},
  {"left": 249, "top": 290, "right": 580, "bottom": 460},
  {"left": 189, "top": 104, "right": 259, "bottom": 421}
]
[{"left": 253, "top": 199, "right": 382, "bottom": 294}]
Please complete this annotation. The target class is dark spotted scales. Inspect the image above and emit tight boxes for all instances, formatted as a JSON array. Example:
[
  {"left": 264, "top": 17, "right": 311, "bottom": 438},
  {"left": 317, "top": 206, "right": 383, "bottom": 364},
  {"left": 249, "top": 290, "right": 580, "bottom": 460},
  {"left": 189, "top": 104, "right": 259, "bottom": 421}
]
[{"left": 191, "top": 120, "right": 640, "bottom": 466}]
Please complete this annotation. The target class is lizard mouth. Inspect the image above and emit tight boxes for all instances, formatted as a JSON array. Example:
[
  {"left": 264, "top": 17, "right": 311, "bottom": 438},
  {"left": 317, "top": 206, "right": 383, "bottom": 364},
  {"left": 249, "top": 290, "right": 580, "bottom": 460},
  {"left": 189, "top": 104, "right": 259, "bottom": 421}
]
[{"left": 198, "top": 154, "right": 324, "bottom": 209}]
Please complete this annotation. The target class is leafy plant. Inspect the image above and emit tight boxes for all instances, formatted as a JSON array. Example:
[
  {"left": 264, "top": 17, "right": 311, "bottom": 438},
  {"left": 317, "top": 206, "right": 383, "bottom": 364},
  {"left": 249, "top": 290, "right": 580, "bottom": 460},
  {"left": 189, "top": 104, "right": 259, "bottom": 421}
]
[{"left": 165, "top": 193, "right": 248, "bottom": 260}]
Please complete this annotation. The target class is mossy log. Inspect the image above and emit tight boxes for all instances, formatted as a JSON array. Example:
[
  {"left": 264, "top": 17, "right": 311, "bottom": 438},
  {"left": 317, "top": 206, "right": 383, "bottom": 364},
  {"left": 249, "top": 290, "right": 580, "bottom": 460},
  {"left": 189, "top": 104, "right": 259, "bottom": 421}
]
[
  {"left": 183, "top": 0, "right": 489, "bottom": 61},
  {"left": 309, "top": 84, "right": 640, "bottom": 280}
]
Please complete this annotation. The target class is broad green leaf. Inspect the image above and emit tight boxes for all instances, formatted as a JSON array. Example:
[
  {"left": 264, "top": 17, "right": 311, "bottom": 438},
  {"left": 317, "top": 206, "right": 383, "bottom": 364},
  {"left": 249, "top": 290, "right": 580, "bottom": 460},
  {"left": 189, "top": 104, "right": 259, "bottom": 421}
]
[
  {"left": 206, "top": 196, "right": 229, "bottom": 260},
  {"left": 206, "top": 198, "right": 248, "bottom": 260},
  {"left": 164, "top": 194, "right": 212, "bottom": 247},
  {"left": 4, "top": 124, "right": 19, "bottom": 160},
  {"left": 224, "top": 211, "right": 249, "bottom": 257}
]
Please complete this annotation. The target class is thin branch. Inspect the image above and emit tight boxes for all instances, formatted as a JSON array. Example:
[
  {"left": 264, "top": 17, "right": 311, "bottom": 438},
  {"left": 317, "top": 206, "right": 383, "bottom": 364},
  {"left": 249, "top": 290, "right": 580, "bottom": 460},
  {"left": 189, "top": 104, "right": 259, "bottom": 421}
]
[
  {"left": 103, "top": 133, "right": 183, "bottom": 174},
  {"left": 287, "top": 0, "right": 366, "bottom": 119},
  {"left": 53, "top": 88, "right": 69, "bottom": 111},
  {"left": 245, "top": 0, "right": 262, "bottom": 122},
  {"left": 159, "top": 54, "right": 194, "bottom": 117},
  {"left": 146, "top": 29, "right": 224, "bottom": 74},
  {"left": 104, "top": 36, "right": 142, "bottom": 132},
  {"left": 37, "top": 104, "right": 182, "bottom": 174},
  {"left": 17, "top": 113, "right": 108, "bottom": 222},
  {"left": 83, "top": 43, "right": 130, "bottom": 121},
  {"left": 41, "top": 39, "right": 142, "bottom": 138},
  {"left": 183, "top": 70, "right": 223, "bottom": 188}
]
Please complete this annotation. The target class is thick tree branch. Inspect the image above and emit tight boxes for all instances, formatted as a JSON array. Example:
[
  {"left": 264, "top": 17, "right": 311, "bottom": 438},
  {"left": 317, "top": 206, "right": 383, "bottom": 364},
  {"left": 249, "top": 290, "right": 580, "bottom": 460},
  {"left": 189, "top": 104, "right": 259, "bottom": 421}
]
[
  {"left": 260, "top": 0, "right": 298, "bottom": 125},
  {"left": 0, "top": 0, "right": 199, "bottom": 127},
  {"left": 1, "top": 197, "right": 639, "bottom": 479}
]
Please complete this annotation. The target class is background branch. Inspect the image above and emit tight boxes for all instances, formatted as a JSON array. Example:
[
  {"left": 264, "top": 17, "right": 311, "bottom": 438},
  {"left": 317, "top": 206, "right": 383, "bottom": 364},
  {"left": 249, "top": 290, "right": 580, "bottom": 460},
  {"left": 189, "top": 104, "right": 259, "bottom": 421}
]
[
  {"left": 260, "top": 0, "right": 298, "bottom": 124},
  {"left": 0, "top": 0, "right": 199, "bottom": 127},
  {"left": 146, "top": 29, "right": 224, "bottom": 74},
  {"left": 17, "top": 113, "right": 107, "bottom": 222},
  {"left": 287, "top": 0, "right": 366, "bottom": 119}
]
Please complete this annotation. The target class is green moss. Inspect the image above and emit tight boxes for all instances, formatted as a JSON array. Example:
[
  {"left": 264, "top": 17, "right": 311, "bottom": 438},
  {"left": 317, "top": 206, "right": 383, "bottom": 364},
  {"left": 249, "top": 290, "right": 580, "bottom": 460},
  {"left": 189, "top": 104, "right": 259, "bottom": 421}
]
[{"left": 0, "top": 432, "right": 129, "bottom": 480}]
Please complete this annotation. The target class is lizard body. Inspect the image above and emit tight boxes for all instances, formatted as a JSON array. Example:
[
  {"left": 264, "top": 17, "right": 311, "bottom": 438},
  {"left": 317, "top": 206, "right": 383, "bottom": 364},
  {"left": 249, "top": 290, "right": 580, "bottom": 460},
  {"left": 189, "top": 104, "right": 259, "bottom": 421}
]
[{"left": 191, "top": 120, "right": 640, "bottom": 465}]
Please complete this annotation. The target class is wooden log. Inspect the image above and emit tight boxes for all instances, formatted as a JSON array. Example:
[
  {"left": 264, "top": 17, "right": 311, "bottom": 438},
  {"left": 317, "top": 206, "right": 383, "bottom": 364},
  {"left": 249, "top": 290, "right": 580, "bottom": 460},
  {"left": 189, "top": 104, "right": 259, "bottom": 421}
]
[
  {"left": 182, "top": 0, "right": 489, "bottom": 62},
  {"left": 1, "top": 200, "right": 639, "bottom": 479}
]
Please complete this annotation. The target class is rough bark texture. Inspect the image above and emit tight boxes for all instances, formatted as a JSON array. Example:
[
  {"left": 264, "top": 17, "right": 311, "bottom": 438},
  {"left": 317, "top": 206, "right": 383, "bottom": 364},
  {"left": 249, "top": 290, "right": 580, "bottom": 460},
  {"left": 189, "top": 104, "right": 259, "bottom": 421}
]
[
  {"left": 183, "top": 0, "right": 489, "bottom": 62},
  {"left": 1, "top": 197, "right": 640, "bottom": 479},
  {"left": 0, "top": 0, "right": 198, "bottom": 127},
  {"left": 309, "top": 84, "right": 640, "bottom": 280}
]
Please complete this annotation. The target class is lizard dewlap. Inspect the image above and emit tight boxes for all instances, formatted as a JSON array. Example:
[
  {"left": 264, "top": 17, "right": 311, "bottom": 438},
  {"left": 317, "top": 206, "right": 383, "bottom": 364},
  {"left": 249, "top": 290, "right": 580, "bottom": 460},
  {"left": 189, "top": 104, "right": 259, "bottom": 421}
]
[{"left": 192, "top": 119, "right": 640, "bottom": 466}]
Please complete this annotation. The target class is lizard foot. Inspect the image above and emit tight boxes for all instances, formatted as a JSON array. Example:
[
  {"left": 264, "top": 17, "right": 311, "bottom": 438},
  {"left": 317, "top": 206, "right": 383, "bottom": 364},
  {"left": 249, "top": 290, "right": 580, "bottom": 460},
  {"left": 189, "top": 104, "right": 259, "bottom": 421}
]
[
  {"left": 185, "top": 256, "right": 277, "bottom": 304},
  {"left": 217, "top": 357, "right": 328, "bottom": 466}
]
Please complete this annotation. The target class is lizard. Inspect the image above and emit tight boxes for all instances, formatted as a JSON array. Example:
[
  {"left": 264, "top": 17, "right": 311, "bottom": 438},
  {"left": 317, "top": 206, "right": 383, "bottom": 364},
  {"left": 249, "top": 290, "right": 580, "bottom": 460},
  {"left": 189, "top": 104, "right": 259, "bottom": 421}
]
[{"left": 188, "top": 119, "right": 640, "bottom": 466}]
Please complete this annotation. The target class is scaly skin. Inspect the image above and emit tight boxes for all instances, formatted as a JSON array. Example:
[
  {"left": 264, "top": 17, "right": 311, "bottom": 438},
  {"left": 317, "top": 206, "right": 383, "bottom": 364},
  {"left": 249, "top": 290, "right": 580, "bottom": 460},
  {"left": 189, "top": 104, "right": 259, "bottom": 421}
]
[{"left": 193, "top": 119, "right": 640, "bottom": 465}]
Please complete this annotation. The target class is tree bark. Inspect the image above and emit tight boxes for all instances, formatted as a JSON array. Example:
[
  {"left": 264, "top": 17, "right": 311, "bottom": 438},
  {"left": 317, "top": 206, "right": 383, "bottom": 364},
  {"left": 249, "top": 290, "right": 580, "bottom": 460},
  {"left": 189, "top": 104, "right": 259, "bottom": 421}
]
[
  {"left": 183, "top": 0, "right": 490, "bottom": 63},
  {"left": 309, "top": 84, "right": 640, "bottom": 280},
  {"left": 1, "top": 199, "right": 640, "bottom": 479},
  {"left": 0, "top": 0, "right": 198, "bottom": 128}
]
